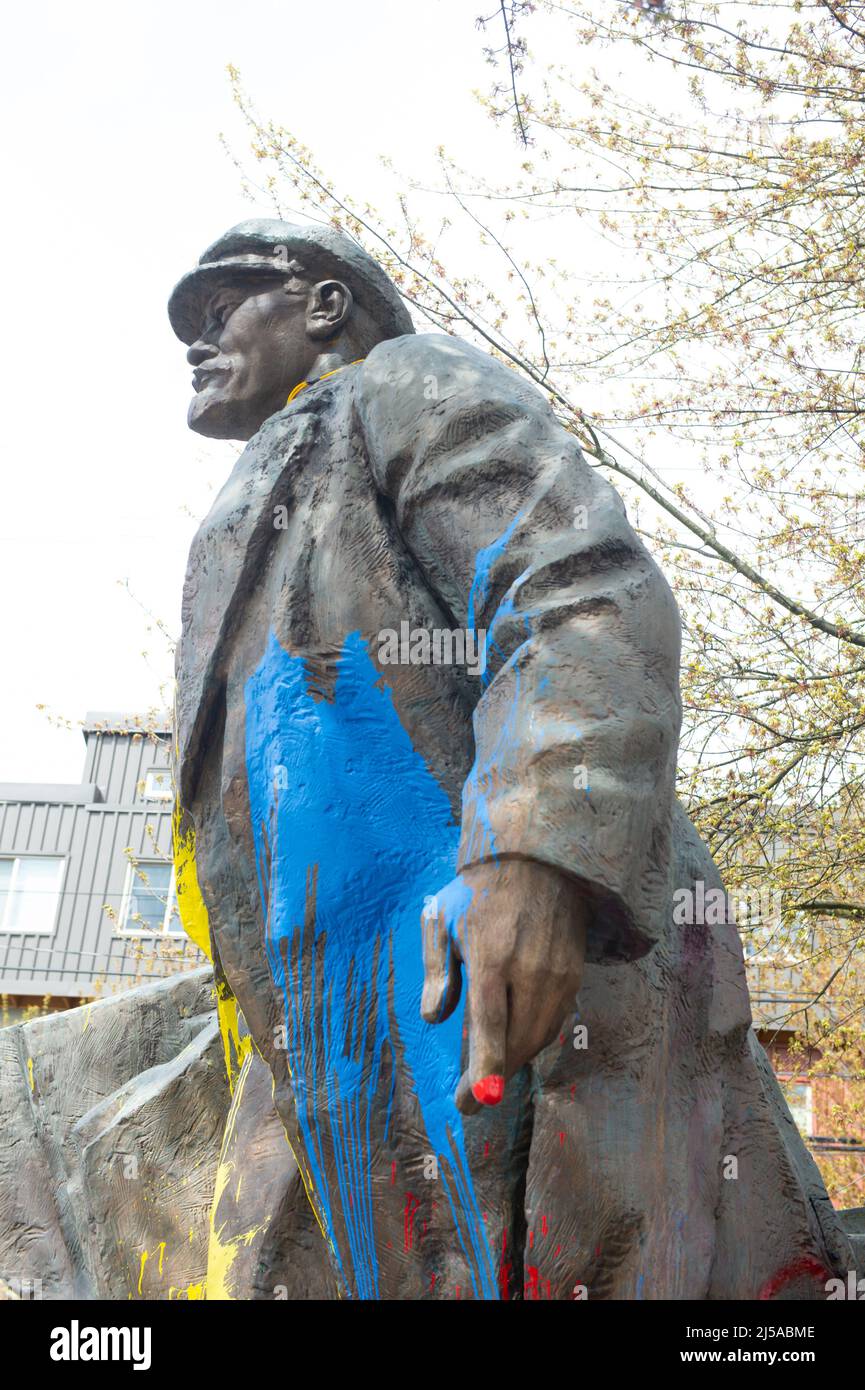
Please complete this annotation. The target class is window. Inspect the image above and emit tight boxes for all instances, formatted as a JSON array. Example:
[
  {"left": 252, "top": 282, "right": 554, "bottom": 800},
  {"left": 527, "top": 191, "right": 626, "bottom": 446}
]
[
  {"left": 119, "top": 860, "right": 180, "bottom": 933},
  {"left": 142, "top": 768, "right": 173, "bottom": 801},
  {"left": 780, "top": 1080, "right": 813, "bottom": 1138},
  {"left": 742, "top": 919, "right": 799, "bottom": 965},
  {"left": 0, "top": 856, "right": 65, "bottom": 935}
]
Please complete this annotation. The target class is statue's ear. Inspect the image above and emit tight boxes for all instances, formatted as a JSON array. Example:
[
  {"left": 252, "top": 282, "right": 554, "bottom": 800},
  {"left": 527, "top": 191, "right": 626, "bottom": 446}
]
[{"left": 305, "top": 279, "right": 353, "bottom": 341}]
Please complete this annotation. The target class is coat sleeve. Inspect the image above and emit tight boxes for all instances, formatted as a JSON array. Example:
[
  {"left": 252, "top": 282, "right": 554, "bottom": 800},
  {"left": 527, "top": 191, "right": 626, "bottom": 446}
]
[{"left": 356, "top": 334, "right": 682, "bottom": 962}]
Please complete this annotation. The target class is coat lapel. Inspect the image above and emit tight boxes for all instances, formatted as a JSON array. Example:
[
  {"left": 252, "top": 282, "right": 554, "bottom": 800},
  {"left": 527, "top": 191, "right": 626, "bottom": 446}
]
[{"left": 175, "top": 398, "right": 324, "bottom": 804}]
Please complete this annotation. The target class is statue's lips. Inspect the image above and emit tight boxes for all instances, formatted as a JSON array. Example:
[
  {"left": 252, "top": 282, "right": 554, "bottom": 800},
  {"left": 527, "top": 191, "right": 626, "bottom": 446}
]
[{"left": 192, "top": 367, "right": 230, "bottom": 393}]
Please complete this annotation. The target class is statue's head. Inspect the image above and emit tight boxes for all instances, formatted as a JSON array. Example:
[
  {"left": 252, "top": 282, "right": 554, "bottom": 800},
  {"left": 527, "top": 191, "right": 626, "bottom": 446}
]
[{"left": 168, "top": 219, "right": 415, "bottom": 440}]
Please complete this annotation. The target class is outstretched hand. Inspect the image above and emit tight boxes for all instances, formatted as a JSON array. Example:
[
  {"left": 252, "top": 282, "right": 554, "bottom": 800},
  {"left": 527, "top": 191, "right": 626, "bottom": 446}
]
[{"left": 421, "top": 860, "right": 588, "bottom": 1115}]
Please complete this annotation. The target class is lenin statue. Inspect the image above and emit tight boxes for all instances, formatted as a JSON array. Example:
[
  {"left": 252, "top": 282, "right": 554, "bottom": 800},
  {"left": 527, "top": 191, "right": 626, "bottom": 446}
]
[{"left": 167, "top": 219, "right": 855, "bottom": 1301}]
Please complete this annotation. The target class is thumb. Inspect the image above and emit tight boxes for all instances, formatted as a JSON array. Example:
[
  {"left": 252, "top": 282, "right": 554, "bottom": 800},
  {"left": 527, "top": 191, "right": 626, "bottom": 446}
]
[{"left": 420, "top": 897, "right": 463, "bottom": 1024}]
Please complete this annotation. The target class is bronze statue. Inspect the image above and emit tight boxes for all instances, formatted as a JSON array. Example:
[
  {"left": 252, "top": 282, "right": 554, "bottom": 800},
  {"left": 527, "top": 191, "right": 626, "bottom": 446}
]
[
  {"left": 164, "top": 218, "right": 853, "bottom": 1301},
  {"left": 2, "top": 219, "right": 860, "bottom": 1305}
]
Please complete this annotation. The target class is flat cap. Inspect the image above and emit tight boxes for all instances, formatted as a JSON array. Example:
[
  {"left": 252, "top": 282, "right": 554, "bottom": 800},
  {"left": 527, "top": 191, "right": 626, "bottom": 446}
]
[{"left": 168, "top": 218, "right": 415, "bottom": 345}]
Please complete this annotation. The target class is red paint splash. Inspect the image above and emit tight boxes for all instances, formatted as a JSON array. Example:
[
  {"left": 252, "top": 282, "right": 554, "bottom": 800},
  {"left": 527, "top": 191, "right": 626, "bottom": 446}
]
[
  {"left": 404, "top": 1192, "right": 421, "bottom": 1251},
  {"left": 390, "top": 1160, "right": 396, "bottom": 1186},
  {"left": 758, "top": 1256, "right": 831, "bottom": 1301},
  {"left": 473, "top": 1074, "right": 505, "bottom": 1106},
  {"left": 541, "top": 1214, "right": 549, "bottom": 1236},
  {"left": 499, "top": 1261, "right": 512, "bottom": 1300},
  {"left": 526, "top": 1265, "right": 540, "bottom": 1300}
]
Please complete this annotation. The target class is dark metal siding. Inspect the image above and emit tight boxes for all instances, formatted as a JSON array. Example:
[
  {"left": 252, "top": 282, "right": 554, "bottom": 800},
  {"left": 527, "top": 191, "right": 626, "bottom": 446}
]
[
  {"left": 85, "top": 728, "right": 173, "bottom": 806},
  {"left": 0, "top": 732, "right": 204, "bottom": 999}
]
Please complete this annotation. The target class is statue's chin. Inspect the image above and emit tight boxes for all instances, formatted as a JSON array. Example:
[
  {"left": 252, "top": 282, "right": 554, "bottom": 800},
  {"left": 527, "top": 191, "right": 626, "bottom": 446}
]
[{"left": 187, "top": 393, "right": 254, "bottom": 442}]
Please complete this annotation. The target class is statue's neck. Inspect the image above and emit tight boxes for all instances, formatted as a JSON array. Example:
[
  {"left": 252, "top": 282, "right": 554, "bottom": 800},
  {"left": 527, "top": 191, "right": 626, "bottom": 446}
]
[
  {"left": 307, "top": 350, "right": 349, "bottom": 384},
  {"left": 285, "top": 347, "right": 365, "bottom": 407}
]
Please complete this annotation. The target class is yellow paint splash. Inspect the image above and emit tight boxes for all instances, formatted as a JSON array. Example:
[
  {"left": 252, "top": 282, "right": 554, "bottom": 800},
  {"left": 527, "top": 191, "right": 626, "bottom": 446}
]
[
  {"left": 172, "top": 756, "right": 335, "bottom": 1297},
  {"left": 173, "top": 807, "right": 250, "bottom": 1092},
  {"left": 137, "top": 1250, "right": 148, "bottom": 1295},
  {"left": 214, "top": 982, "right": 250, "bottom": 1092},
  {"left": 285, "top": 358, "right": 365, "bottom": 404},
  {"left": 206, "top": 1050, "right": 270, "bottom": 1300},
  {"left": 171, "top": 808, "right": 211, "bottom": 958},
  {"left": 26, "top": 1057, "right": 34, "bottom": 1093}
]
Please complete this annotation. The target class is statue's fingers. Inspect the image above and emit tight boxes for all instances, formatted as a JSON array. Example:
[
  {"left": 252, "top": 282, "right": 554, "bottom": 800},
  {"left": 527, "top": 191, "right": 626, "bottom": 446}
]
[
  {"left": 455, "top": 968, "right": 508, "bottom": 1114},
  {"left": 420, "top": 906, "right": 462, "bottom": 1024},
  {"left": 506, "top": 982, "right": 575, "bottom": 1074},
  {"left": 454, "top": 1072, "right": 481, "bottom": 1115}
]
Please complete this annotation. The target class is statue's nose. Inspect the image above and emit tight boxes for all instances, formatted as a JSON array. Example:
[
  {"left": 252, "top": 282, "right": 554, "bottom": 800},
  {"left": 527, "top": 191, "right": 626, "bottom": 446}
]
[{"left": 187, "top": 338, "right": 217, "bottom": 367}]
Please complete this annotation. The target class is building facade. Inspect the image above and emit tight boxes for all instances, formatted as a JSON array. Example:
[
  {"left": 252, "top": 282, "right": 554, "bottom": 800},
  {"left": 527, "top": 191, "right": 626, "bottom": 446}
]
[
  {"left": 0, "top": 713, "right": 204, "bottom": 1017},
  {"left": 747, "top": 942, "right": 865, "bottom": 1208}
]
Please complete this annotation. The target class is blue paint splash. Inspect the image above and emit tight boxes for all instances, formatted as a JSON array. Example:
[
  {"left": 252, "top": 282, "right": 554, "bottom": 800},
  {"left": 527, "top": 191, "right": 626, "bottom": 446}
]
[
  {"left": 467, "top": 511, "right": 524, "bottom": 635},
  {"left": 462, "top": 514, "right": 537, "bottom": 864},
  {"left": 244, "top": 630, "right": 499, "bottom": 1300},
  {"left": 467, "top": 511, "right": 533, "bottom": 691}
]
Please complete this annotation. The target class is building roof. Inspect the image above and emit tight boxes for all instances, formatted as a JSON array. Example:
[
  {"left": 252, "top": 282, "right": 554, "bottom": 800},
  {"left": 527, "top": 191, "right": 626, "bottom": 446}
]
[
  {"left": 0, "top": 782, "right": 104, "bottom": 805},
  {"left": 82, "top": 711, "right": 172, "bottom": 737}
]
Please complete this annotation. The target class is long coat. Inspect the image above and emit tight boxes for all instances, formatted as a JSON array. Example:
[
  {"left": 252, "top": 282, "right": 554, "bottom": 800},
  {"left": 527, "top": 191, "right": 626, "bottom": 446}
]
[{"left": 176, "top": 332, "right": 854, "bottom": 1300}]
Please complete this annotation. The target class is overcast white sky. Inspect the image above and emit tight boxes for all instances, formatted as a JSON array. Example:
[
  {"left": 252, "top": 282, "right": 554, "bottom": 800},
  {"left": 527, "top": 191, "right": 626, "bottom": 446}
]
[
  {"left": 0, "top": 0, "right": 520, "bottom": 781},
  {"left": 2, "top": 0, "right": 694, "bottom": 788}
]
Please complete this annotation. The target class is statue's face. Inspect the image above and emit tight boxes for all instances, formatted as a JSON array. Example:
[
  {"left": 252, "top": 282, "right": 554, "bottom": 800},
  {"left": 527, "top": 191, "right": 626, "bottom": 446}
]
[{"left": 186, "top": 277, "right": 315, "bottom": 441}]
